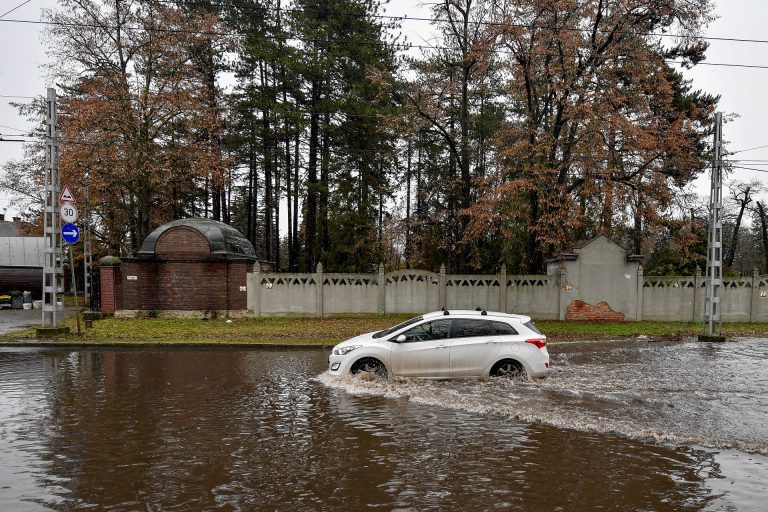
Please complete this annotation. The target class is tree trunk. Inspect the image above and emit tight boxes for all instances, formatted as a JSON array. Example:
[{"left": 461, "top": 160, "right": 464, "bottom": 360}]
[
  {"left": 316, "top": 112, "right": 330, "bottom": 265},
  {"left": 304, "top": 79, "right": 320, "bottom": 271},
  {"left": 726, "top": 187, "right": 751, "bottom": 268},
  {"left": 757, "top": 202, "right": 768, "bottom": 273}
]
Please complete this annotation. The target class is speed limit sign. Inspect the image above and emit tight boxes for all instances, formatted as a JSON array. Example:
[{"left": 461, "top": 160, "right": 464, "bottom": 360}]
[{"left": 60, "top": 203, "right": 79, "bottom": 223}]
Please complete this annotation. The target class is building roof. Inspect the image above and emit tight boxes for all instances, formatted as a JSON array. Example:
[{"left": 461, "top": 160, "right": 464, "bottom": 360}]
[
  {"left": 138, "top": 218, "right": 257, "bottom": 259},
  {"left": 0, "top": 220, "right": 19, "bottom": 237}
]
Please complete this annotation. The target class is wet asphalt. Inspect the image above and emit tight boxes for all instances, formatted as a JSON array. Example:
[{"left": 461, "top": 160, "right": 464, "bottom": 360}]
[{"left": 0, "top": 306, "right": 73, "bottom": 334}]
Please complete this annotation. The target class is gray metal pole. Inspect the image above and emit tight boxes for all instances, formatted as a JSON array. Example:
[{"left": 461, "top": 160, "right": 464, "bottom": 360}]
[{"left": 704, "top": 112, "right": 723, "bottom": 335}]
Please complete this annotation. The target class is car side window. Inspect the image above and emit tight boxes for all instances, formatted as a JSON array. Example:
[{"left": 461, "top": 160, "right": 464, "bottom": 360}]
[
  {"left": 452, "top": 319, "right": 496, "bottom": 338},
  {"left": 492, "top": 321, "right": 518, "bottom": 335},
  {"left": 401, "top": 319, "right": 452, "bottom": 342}
]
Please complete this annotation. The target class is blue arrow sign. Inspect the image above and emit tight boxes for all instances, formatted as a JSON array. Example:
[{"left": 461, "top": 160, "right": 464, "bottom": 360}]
[{"left": 61, "top": 223, "right": 80, "bottom": 244}]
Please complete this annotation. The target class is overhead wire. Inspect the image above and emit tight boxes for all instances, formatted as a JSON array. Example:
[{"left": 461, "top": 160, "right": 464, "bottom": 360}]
[
  {"left": 0, "top": 0, "right": 31, "bottom": 20},
  {"left": 146, "top": 1, "right": 768, "bottom": 46},
  {"left": 2, "top": 14, "right": 768, "bottom": 70}
]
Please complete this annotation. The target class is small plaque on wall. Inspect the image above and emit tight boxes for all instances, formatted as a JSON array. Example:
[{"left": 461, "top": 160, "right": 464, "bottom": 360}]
[
  {"left": 239, "top": 286, "right": 246, "bottom": 292},
  {"left": 126, "top": 275, "right": 138, "bottom": 281}
]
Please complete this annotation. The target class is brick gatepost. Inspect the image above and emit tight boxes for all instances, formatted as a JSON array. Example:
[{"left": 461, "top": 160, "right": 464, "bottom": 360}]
[{"left": 98, "top": 256, "right": 122, "bottom": 315}]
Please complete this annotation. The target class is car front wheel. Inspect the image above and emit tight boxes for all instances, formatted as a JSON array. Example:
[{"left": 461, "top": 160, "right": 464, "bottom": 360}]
[
  {"left": 350, "top": 357, "right": 388, "bottom": 379},
  {"left": 490, "top": 359, "right": 527, "bottom": 381}
]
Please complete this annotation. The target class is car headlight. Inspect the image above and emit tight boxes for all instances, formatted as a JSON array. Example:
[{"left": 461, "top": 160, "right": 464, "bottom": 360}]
[{"left": 333, "top": 345, "right": 362, "bottom": 356}]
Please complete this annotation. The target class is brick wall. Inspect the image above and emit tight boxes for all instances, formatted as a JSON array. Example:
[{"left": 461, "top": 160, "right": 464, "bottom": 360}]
[
  {"left": 565, "top": 300, "right": 625, "bottom": 321},
  {"left": 156, "top": 227, "right": 210, "bottom": 258},
  {"left": 115, "top": 258, "right": 250, "bottom": 311}
]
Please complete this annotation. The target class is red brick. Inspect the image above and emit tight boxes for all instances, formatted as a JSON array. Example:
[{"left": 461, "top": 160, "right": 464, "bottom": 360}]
[{"left": 565, "top": 300, "right": 625, "bottom": 321}]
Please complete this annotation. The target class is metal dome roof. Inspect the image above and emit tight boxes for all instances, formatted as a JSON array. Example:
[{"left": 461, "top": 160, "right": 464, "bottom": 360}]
[{"left": 138, "top": 218, "right": 257, "bottom": 259}]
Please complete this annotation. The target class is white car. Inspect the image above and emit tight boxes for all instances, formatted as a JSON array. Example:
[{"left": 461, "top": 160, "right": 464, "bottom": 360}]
[{"left": 328, "top": 310, "right": 549, "bottom": 380}]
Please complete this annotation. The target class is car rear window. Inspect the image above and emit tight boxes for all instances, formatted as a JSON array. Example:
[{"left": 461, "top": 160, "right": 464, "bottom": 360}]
[
  {"left": 491, "top": 321, "right": 518, "bottom": 335},
  {"left": 524, "top": 321, "right": 543, "bottom": 335},
  {"left": 452, "top": 319, "right": 496, "bottom": 338}
]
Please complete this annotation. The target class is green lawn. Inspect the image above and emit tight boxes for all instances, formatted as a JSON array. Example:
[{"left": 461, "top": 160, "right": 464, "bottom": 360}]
[{"left": 2, "top": 314, "right": 764, "bottom": 345}]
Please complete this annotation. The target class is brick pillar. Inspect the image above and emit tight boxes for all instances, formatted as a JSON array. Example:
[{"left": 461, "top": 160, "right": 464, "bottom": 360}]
[{"left": 99, "top": 256, "right": 122, "bottom": 315}]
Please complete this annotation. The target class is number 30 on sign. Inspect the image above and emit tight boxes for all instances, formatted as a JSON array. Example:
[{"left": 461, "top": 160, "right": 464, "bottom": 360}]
[{"left": 60, "top": 203, "right": 78, "bottom": 223}]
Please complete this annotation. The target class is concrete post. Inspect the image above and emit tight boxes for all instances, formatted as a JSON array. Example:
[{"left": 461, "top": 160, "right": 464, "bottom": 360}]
[
  {"left": 499, "top": 264, "right": 507, "bottom": 313},
  {"left": 315, "top": 262, "right": 324, "bottom": 318},
  {"left": 635, "top": 265, "right": 644, "bottom": 321},
  {"left": 439, "top": 264, "right": 447, "bottom": 310},
  {"left": 252, "top": 262, "right": 261, "bottom": 317},
  {"left": 750, "top": 269, "right": 759, "bottom": 323},
  {"left": 558, "top": 266, "right": 567, "bottom": 321},
  {"left": 694, "top": 266, "right": 702, "bottom": 322},
  {"left": 378, "top": 263, "right": 386, "bottom": 314}
]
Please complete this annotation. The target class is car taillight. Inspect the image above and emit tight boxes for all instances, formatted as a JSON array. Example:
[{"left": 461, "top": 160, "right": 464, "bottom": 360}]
[{"left": 525, "top": 338, "right": 546, "bottom": 349}]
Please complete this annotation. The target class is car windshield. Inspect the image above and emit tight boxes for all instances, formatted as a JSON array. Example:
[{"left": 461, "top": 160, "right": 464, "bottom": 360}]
[{"left": 372, "top": 315, "right": 424, "bottom": 339}]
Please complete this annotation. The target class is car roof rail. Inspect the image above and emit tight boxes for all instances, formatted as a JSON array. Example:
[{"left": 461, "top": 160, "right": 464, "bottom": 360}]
[
  {"left": 443, "top": 309, "right": 450, "bottom": 315},
  {"left": 481, "top": 309, "right": 487, "bottom": 315}
]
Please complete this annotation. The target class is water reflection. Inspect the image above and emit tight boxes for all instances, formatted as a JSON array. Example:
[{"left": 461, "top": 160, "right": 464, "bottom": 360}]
[{"left": 0, "top": 345, "right": 766, "bottom": 511}]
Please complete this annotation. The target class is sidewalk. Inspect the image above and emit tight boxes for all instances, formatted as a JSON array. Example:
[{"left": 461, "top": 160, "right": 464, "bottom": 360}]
[{"left": 0, "top": 307, "right": 74, "bottom": 335}]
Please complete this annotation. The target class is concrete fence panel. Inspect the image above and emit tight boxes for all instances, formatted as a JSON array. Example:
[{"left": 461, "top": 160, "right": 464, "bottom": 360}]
[
  {"left": 720, "top": 278, "right": 754, "bottom": 323},
  {"left": 322, "top": 273, "right": 379, "bottom": 314},
  {"left": 642, "top": 277, "right": 698, "bottom": 322},
  {"left": 256, "top": 273, "right": 319, "bottom": 315},
  {"left": 507, "top": 275, "right": 560, "bottom": 320},
  {"left": 384, "top": 270, "right": 440, "bottom": 313},
  {"left": 445, "top": 274, "right": 502, "bottom": 311},
  {"left": 754, "top": 275, "right": 768, "bottom": 322}
]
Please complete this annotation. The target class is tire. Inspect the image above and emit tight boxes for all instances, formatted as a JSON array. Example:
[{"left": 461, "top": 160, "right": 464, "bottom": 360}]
[
  {"left": 490, "top": 359, "right": 527, "bottom": 381},
  {"left": 350, "top": 357, "right": 388, "bottom": 379}
]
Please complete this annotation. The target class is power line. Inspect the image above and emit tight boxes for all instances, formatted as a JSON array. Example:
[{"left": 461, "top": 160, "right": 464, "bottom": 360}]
[
  {"left": 152, "top": 1, "right": 768, "bottom": 46},
  {"left": 731, "top": 165, "right": 768, "bottom": 174},
  {"left": 0, "top": 0, "right": 31, "bottom": 20},
  {"left": 0, "top": 123, "right": 31, "bottom": 133},
  {"left": 729, "top": 143, "right": 768, "bottom": 155},
  {"left": 3, "top": 15, "right": 768, "bottom": 71}
]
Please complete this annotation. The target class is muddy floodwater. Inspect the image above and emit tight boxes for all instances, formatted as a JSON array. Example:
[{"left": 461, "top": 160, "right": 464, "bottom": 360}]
[{"left": 1, "top": 340, "right": 768, "bottom": 511}]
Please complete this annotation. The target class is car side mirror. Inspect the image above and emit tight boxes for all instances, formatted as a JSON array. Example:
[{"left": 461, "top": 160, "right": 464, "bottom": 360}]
[{"left": 393, "top": 334, "right": 406, "bottom": 343}]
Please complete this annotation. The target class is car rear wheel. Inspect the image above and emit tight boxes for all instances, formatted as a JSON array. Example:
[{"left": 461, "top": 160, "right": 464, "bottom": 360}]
[
  {"left": 490, "top": 359, "right": 527, "bottom": 381},
  {"left": 350, "top": 358, "right": 388, "bottom": 379}
]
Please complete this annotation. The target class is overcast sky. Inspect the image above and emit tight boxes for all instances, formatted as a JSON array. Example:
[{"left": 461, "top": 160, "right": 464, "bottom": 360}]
[{"left": 1, "top": 0, "right": 767, "bottom": 218}]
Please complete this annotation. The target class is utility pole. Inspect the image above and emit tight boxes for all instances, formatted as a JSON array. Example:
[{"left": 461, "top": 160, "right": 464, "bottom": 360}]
[
  {"left": 702, "top": 112, "right": 724, "bottom": 340},
  {"left": 40, "top": 87, "right": 64, "bottom": 332},
  {"left": 83, "top": 180, "right": 92, "bottom": 307}
]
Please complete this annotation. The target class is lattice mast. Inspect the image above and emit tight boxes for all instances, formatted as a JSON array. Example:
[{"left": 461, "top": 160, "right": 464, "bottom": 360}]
[
  {"left": 42, "top": 88, "right": 63, "bottom": 327},
  {"left": 704, "top": 112, "right": 723, "bottom": 335}
]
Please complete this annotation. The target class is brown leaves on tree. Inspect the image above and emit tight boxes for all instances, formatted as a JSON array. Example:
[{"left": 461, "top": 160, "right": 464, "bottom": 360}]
[
  {"left": 46, "top": 0, "right": 231, "bottom": 254},
  {"left": 464, "top": 0, "right": 717, "bottom": 272}
]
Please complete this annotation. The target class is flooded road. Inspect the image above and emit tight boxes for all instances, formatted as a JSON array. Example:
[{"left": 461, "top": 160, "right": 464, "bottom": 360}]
[{"left": 1, "top": 340, "right": 767, "bottom": 511}]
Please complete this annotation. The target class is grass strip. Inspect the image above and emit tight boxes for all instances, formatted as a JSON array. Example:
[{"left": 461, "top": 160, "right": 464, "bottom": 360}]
[{"left": 3, "top": 314, "right": 768, "bottom": 345}]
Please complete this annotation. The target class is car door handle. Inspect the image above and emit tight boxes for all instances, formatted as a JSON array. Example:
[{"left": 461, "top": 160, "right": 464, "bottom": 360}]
[{"left": 436, "top": 345, "right": 448, "bottom": 349}]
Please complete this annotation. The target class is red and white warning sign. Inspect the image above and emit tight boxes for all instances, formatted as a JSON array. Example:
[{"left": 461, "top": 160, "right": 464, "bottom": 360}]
[{"left": 60, "top": 185, "right": 76, "bottom": 203}]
